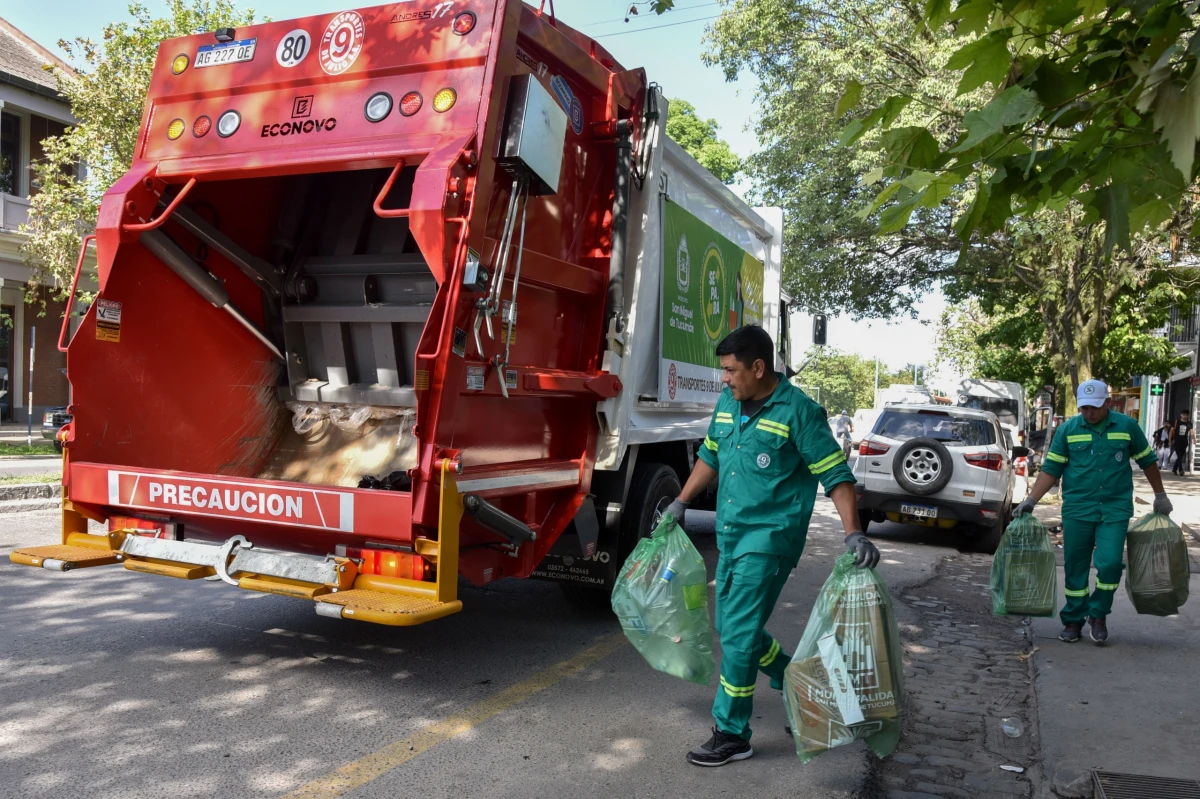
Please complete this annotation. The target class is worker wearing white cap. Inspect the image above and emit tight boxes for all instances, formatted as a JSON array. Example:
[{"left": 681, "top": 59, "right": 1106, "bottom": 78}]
[{"left": 1014, "top": 379, "right": 1171, "bottom": 645}]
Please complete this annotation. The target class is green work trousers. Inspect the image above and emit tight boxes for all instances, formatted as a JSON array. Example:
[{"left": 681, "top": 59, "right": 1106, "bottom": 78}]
[
  {"left": 712, "top": 552, "right": 794, "bottom": 740},
  {"left": 1061, "top": 517, "right": 1129, "bottom": 623}
]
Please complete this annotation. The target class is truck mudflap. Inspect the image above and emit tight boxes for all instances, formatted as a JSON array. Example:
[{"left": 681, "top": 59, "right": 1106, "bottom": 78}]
[{"left": 10, "top": 462, "right": 464, "bottom": 627}]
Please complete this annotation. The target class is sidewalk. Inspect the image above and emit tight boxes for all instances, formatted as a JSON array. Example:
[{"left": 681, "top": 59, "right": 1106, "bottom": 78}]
[
  {"left": 1027, "top": 475, "right": 1200, "bottom": 796},
  {"left": 1032, "top": 566, "right": 1200, "bottom": 795}
]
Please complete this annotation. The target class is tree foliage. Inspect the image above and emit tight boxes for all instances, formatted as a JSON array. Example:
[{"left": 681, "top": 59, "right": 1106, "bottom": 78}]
[
  {"left": 665, "top": 97, "right": 742, "bottom": 183},
  {"left": 848, "top": 1, "right": 1200, "bottom": 256},
  {"left": 705, "top": 0, "right": 1200, "bottom": 397},
  {"left": 21, "top": 0, "right": 258, "bottom": 302},
  {"left": 793, "top": 348, "right": 880, "bottom": 412}
]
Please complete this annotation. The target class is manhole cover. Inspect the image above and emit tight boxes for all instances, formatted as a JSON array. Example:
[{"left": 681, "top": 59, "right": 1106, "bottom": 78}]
[{"left": 1093, "top": 770, "right": 1200, "bottom": 799}]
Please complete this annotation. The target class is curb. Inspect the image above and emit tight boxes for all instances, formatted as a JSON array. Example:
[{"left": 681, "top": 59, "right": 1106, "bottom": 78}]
[
  {"left": 0, "top": 483, "right": 62, "bottom": 503},
  {"left": 0, "top": 454, "right": 60, "bottom": 461},
  {"left": 0, "top": 497, "right": 59, "bottom": 514}
]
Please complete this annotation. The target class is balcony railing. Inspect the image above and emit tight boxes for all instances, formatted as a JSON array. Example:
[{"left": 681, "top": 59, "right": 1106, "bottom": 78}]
[
  {"left": 1168, "top": 303, "right": 1198, "bottom": 344},
  {"left": 0, "top": 192, "right": 30, "bottom": 231}
]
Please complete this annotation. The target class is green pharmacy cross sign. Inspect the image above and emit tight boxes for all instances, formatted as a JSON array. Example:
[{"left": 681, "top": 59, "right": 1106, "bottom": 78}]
[{"left": 1150, "top": 384, "right": 1165, "bottom": 397}]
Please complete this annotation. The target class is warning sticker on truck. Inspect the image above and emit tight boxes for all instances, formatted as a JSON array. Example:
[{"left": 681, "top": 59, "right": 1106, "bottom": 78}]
[
  {"left": 96, "top": 299, "right": 122, "bottom": 343},
  {"left": 466, "top": 365, "right": 486, "bottom": 391},
  {"left": 452, "top": 327, "right": 467, "bottom": 358}
]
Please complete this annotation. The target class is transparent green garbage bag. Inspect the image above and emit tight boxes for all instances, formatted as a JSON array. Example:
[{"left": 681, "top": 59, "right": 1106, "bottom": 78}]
[
  {"left": 990, "top": 514, "right": 1057, "bottom": 617},
  {"left": 784, "top": 553, "right": 904, "bottom": 764},
  {"left": 1125, "top": 513, "right": 1190, "bottom": 616},
  {"left": 610, "top": 514, "right": 715, "bottom": 685}
]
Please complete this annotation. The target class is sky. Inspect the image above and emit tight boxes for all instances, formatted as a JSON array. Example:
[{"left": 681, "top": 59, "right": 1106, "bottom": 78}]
[{"left": 1, "top": 0, "right": 949, "bottom": 380}]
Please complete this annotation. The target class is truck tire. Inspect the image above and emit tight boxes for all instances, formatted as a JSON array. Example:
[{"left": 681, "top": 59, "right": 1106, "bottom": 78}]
[
  {"left": 559, "top": 462, "right": 681, "bottom": 613},
  {"left": 892, "top": 437, "right": 953, "bottom": 496}
]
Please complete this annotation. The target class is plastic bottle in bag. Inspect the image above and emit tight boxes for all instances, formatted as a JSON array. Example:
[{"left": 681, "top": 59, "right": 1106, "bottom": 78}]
[
  {"left": 611, "top": 514, "right": 715, "bottom": 685},
  {"left": 783, "top": 553, "right": 905, "bottom": 764},
  {"left": 990, "top": 514, "right": 1057, "bottom": 617},
  {"left": 1125, "top": 513, "right": 1190, "bottom": 616}
]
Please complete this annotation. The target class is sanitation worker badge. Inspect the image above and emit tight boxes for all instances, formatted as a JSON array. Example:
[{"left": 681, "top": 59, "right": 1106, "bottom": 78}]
[{"left": 757, "top": 453, "right": 771, "bottom": 468}]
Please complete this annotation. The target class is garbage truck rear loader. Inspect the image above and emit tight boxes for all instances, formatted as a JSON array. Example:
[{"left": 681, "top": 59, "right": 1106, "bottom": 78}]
[{"left": 11, "top": 0, "right": 785, "bottom": 624}]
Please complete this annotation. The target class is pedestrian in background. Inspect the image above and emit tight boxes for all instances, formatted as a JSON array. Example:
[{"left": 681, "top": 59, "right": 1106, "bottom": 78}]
[
  {"left": 1015, "top": 380, "right": 1172, "bottom": 645},
  {"left": 1171, "top": 410, "right": 1193, "bottom": 476},
  {"left": 1154, "top": 423, "right": 1173, "bottom": 469},
  {"left": 665, "top": 325, "right": 879, "bottom": 767}
]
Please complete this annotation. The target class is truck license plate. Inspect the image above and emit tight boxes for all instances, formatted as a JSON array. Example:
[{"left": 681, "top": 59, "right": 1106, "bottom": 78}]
[
  {"left": 901, "top": 503, "right": 937, "bottom": 519},
  {"left": 195, "top": 38, "right": 257, "bottom": 68}
]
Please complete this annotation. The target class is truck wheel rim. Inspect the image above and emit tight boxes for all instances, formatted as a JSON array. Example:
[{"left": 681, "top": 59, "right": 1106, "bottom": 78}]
[{"left": 903, "top": 448, "right": 941, "bottom": 484}]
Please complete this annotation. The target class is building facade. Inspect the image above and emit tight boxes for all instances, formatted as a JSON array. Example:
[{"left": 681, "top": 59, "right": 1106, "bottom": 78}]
[{"left": 0, "top": 17, "right": 92, "bottom": 423}]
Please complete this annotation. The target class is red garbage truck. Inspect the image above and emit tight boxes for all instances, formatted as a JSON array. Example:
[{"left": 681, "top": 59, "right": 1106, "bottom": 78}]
[{"left": 11, "top": 0, "right": 786, "bottom": 625}]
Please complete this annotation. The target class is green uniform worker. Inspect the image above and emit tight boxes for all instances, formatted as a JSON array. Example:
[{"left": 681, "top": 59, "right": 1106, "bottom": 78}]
[
  {"left": 1016, "top": 379, "right": 1172, "bottom": 645},
  {"left": 666, "top": 326, "right": 879, "bottom": 767}
]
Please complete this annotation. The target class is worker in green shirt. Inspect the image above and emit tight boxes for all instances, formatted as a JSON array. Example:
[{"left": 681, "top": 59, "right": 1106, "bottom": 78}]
[
  {"left": 665, "top": 325, "right": 879, "bottom": 767},
  {"left": 1015, "top": 379, "right": 1172, "bottom": 645}
]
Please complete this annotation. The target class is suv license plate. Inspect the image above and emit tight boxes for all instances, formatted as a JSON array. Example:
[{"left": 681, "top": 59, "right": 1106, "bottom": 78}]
[{"left": 901, "top": 503, "right": 937, "bottom": 519}]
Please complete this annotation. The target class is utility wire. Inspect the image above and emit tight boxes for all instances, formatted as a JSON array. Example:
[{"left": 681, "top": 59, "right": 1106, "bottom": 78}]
[
  {"left": 586, "top": 2, "right": 721, "bottom": 27},
  {"left": 593, "top": 13, "right": 722, "bottom": 38}
]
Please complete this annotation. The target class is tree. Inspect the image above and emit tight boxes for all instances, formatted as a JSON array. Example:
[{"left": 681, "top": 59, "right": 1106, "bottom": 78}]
[
  {"left": 705, "top": 0, "right": 1200, "bottom": 397},
  {"left": 793, "top": 348, "right": 878, "bottom": 412},
  {"left": 845, "top": 1, "right": 1200, "bottom": 255},
  {"left": 665, "top": 97, "right": 742, "bottom": 183},
  {"left": 21, "top": 0, "right": 259, "bottom": 302}
]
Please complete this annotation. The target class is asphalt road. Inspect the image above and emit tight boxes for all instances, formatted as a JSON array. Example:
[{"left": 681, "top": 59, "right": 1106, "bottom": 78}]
[{"left": 0, "top": 497, "right": 973, "bottom": 799}]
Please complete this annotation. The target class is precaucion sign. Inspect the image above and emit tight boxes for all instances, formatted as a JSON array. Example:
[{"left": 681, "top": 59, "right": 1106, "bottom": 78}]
[{"left": 660, "top": 200, "right": 763, "bottom": 403}]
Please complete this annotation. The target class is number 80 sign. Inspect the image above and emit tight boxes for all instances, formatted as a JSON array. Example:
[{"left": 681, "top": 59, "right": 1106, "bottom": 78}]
[{"left": 320, "top": 11, "right": 365, "bottom": 75}]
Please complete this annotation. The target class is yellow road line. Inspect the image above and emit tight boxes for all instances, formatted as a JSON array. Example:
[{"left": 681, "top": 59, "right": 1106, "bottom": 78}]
[{"left": 281, "top": 632, "right": 628, "bottom": 799}]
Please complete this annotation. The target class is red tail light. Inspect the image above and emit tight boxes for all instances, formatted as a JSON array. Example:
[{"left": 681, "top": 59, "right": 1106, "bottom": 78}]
[
  {"left": 336, "top": 545, "right": 430, "bottom": 581},
  {"left": 859, "top": 440, "right": 890, "bottom": 456},
  {"left": 965, "top": 452, "right": 1004, "bottom": 471},
  {"left": 399, "top": 91, "right": 423, "bottom": 117}
]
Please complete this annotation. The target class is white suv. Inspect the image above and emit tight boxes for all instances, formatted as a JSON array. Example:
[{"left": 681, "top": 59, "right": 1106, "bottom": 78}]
[{"left": 853, "top": 404, "right": 1024, "bottom": 552}]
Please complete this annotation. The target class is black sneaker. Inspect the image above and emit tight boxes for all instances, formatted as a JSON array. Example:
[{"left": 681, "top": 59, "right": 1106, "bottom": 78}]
[
  {"left": 1059, "top": 622, "right": 1083, "bottom": 643},
  {"left": 1087, "top": 616, "right": 1109, "bottom": 645},
  {"left": 686, "top": 727, "right": 754, "bottom": 767}
]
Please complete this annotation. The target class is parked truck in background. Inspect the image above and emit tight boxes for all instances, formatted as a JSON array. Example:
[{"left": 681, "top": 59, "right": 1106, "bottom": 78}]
[
  {"left": 10, "top": 0, "right": 786, "bottom": 622},
  {"left": 956, "top": 379, "right": 1028, "bottom": 446}
]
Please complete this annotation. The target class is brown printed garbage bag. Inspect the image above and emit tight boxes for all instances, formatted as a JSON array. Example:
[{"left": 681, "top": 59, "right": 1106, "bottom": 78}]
[
  {"left": 784, "top": 553, "right": 904, "bottom": 764},
  {"left": 1125, "top": 513, "right": 1190, "bottom": 616}
]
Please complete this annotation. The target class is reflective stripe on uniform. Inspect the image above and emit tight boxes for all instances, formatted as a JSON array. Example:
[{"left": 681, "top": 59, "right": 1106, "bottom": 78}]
[
  {"left": 1096, "top": 581, "right": 1120, "bottom": 591},
  {"left": 759, "top": 639, "right": 781, "bottom": 668},
  {"left": 719, "top": 676, "right": 756, "bottom": 697},
  {"left": 1067, "top": 434, "right": 1092, "bottom": 443},
  {"left": 1134, "top": 445, "right": 1153, "bottom": 460},
  {"left": 716, "top": 412, "right": 734, "bottom": 423},
  {"left": 1064, "top": 587, "right": 1089, "bottom": 597},
  {"left": 756, "top": 420, "right": 789, "bottom": 439},
  {"left": 808, "top": 451, "right": 847, "bottom": 474},
  {"left": 704, "top": 436, "right": 718, "bottom": 452},
  {"left": 1107, "top": 432, "right": 1130, "bottom": 441},
  {"left": 1046, "top": 452, "right": 1068, "bottom": 464}
]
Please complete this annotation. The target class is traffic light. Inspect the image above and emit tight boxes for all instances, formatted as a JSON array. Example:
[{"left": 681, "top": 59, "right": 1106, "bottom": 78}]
[{"left": 812, "top": 313, "right": 827, "bottom": 346}]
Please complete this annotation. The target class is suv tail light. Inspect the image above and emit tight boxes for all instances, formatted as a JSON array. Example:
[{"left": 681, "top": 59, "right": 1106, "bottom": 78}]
[
  {"left": 965, "top": 452, "right": 1004, "bottom": 471},
  {"left": 859, "top": 440, "right": 890, "bottom": 456}
]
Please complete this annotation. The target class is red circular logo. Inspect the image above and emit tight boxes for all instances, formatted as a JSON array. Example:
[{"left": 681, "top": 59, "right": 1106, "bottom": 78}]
[
  {"left": 319, "top": 11, "right": 364, "bottom": 75},
  {"left": 668, "top": 362, "right": 678, "bottom": 400}
]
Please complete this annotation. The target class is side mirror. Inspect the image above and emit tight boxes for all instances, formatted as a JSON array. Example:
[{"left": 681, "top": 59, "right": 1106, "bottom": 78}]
[
  {"left": 812, "top": 313, "right": 827, "bottom": 347},
  {"left": 1011, "top": 445, "right": 1030, "bottom": 458}
]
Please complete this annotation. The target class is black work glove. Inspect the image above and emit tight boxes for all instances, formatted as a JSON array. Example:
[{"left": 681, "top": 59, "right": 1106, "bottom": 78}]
[
  {"left": 844, "top": 531, "right": 879, "bottom": 569},
  {"left": 1013, "top": 498, "right": 1036, "bottom": 517},
  {"left": 664, "top": 498, "right": 689, "bottom": 525}
]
